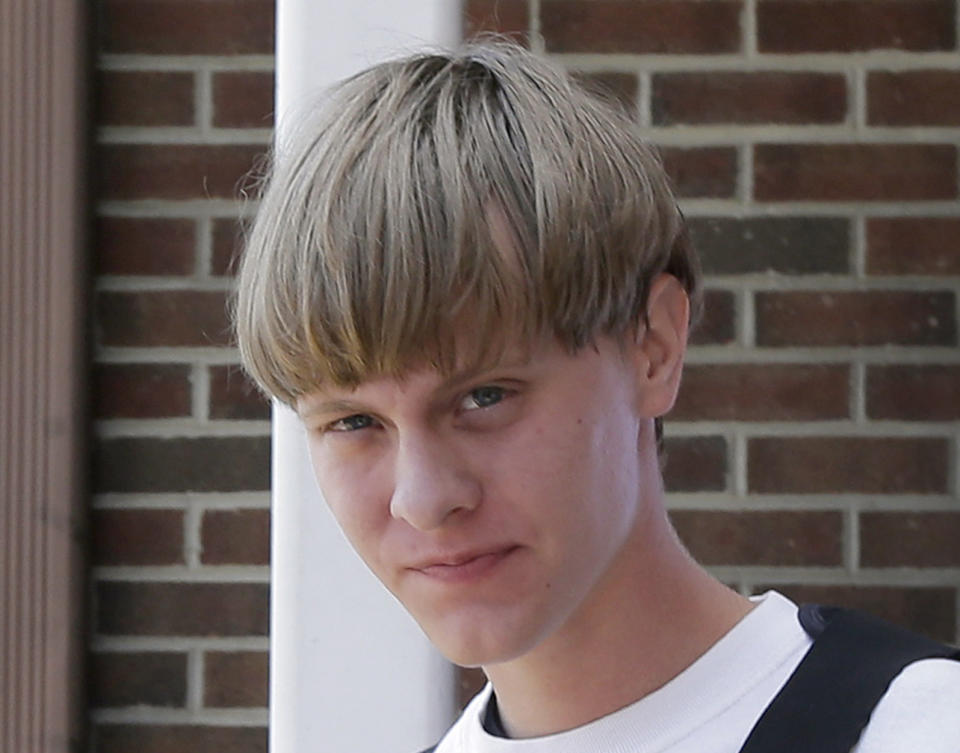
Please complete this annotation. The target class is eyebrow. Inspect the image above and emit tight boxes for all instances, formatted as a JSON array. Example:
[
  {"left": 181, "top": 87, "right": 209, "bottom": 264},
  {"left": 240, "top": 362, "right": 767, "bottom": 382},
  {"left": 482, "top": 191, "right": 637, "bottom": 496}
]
[
  {"left": 298, "top": 399, "right": 367, "bottom": 421},
  {"left": 435, "top": 347, "right": 537, "bottom": 393},
  {"left": 297, "top": 346, "right": 538, "bottom": 420}
]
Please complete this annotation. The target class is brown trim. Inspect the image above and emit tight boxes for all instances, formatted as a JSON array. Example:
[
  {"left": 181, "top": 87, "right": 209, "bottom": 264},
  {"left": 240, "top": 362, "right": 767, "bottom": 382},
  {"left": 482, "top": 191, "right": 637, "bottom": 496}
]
[{"left": 1, "top": 1, "right": 89, "bottom": 750}]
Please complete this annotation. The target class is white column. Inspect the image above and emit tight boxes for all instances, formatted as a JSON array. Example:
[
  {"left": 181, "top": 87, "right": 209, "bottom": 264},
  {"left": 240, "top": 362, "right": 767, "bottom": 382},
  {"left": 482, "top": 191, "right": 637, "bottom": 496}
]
[{"left": 272, "top": 4, "right": 461, "bottom": 753}]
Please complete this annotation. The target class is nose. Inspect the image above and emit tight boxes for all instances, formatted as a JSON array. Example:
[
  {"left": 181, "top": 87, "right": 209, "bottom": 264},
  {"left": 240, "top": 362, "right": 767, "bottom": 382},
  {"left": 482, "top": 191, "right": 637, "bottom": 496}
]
[{"left": 389, "top": 431, "right": 481, "bottom": 531}]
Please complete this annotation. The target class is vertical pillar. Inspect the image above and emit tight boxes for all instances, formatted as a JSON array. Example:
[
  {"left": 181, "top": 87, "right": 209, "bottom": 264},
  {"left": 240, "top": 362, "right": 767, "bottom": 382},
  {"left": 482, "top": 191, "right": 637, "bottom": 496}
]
[
  {"left": 0, "top": 1, "right": 88, "bottom": 751},
  {"left": 272, "top": 4, "right": 460, "bottom": 752}
]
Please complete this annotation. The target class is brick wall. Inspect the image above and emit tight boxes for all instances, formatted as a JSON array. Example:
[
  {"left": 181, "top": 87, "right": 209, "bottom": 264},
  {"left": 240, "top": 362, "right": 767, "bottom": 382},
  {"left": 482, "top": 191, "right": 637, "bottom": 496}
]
[
  {"left": 89, "top": 0, "right": 960, "bottom": 746},
  {"left": 90, "top": 1, "right": 273, "bottom": 751}
]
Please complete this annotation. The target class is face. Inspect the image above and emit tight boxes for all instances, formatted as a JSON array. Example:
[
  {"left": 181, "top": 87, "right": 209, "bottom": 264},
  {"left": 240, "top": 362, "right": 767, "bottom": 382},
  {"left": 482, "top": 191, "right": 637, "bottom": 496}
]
[{"left": 298, "top": 335, "right": 662, "bottom": 668}]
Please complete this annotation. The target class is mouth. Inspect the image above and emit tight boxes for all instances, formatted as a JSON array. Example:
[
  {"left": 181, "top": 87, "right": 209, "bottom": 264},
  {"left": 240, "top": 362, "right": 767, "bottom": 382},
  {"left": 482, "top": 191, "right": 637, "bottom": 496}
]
[{"left": 411, "top": 545, "right": 520, "bottom": 583}]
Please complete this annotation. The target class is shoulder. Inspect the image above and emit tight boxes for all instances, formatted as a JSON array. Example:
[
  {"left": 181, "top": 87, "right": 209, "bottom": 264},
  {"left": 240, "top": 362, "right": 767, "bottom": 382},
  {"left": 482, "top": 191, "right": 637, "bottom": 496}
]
[{"left": 854, "top": 657, "right": 960, "bottom": 752}]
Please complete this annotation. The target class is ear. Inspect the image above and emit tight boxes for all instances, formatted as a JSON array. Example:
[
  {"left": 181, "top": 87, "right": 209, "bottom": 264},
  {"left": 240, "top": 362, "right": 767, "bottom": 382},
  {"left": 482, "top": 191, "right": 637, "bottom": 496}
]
[{"left": 632, "top": 274, "right": 690, "bottom": 418}]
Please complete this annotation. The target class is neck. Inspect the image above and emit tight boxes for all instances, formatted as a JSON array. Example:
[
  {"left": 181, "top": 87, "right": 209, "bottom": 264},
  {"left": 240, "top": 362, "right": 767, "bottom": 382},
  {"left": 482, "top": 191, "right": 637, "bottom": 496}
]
[{"left": 483, "top": 509, "right": 753, "bottom": 739}]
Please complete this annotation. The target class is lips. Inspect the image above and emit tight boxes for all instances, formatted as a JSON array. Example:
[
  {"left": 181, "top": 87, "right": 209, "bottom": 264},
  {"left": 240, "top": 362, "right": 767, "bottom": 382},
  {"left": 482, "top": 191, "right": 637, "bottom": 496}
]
[{"left": 410, "top": 545, "right": 519, "bottom": 583}]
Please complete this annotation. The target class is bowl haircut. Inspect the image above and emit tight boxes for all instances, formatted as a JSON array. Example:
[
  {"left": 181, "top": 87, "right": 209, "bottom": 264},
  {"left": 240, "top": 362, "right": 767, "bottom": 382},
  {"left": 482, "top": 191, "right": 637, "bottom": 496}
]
[{"left": 233, "top": 42, "right": 701, "bottom": 449}]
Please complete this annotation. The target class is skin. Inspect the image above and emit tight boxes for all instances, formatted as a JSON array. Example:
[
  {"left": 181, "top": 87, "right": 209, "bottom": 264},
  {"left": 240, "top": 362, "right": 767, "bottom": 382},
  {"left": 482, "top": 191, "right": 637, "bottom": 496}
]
[{"left": 298, "top": 275, "right": 753, "bottom": 738}]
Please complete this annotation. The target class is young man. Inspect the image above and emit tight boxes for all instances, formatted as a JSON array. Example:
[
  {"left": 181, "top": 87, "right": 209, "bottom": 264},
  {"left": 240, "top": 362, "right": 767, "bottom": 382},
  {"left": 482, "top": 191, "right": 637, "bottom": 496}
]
[{"left": 234, "top": 43, "right": 960, "bottom": 752}]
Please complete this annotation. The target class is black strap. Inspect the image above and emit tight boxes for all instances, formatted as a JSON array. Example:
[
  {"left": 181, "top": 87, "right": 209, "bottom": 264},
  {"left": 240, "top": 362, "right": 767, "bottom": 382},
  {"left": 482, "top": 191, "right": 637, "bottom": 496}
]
[{"left": 738, "top": 604, "right": 960, "bottom": 753}]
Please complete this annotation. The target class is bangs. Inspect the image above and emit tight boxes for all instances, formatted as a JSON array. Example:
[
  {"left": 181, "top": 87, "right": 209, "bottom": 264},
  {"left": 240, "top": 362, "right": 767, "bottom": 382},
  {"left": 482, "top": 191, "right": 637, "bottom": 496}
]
[{"left": 234, "top": 44, "right": 696, "bottom": 405}]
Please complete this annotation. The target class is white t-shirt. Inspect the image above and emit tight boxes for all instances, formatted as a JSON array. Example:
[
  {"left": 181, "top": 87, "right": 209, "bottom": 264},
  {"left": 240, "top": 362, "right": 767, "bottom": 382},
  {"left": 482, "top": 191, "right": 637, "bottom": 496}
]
[{"left": 435, "top": 591, "right": 960, "bottom": 753}]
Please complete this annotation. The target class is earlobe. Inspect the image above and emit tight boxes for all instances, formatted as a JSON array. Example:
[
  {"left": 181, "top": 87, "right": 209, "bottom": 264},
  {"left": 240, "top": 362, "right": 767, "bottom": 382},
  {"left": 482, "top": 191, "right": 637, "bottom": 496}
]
[{"left": 634, "top": 274, "right": 690, "bottom": 417}]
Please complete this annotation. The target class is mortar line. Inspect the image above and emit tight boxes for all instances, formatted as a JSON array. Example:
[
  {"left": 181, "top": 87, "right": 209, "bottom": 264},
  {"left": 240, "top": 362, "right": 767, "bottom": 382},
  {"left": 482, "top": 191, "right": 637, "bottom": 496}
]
[
  {"left": 638, "top": 70, "right": 652, "bottom": 127},
  {"left": 547, "top": 52, "right": 960, "bottom": 72},
  {"left": 852, "top": 213, "right": 866, "bottom": 278},
  {"left": 195, "top": 214, "right": 212, "bottom": 278},
  {"left": 184, "top": 501, "right": 203, "bottom": 570},
  {"left": 851, "top": 360, "right": 867, "bottom": 425},
  {"left": 844, "top": 503, "right": 860, "bottom": 573},
  {"left": 94, "top": 420, "right": 271, "bottom": 439},
  {"left": 91, "top": 707, "right": 268, "bottom": 725},
  {"left": 193, "top": 361, "right": 211, "bottom": 423},
  {"left": 99, "top": 55, "right": 276, "bottom": 71},
  {"left": 665, "top": 493, "right": 960, "bottom": 512},
  {"left": 743, "top": 0, "right": 758, "bottom": 59},
  {"left": 92, "top": 636, "right": 270, "bottom": 651},
  {"left": 188, "top": 648, "right": 204, "bottom": 711},
  {"left": 529, "top": 0, "right": 543, "bottom": 53},
  {"left": 853, "top": 65, "right": 867, "bottom": 133},
  {"left": 733, "top": 429, "right": 748, "bottom": 498},
  {"left": 97, "top": 126, "right": 272, "bottom": 144},
  {"left": 739, "top": 143, "right": 754, "bottom": 206},
  {"left": 197, "top": 65, "right": 213, "bottom": 135},
  {"left": 93, "top": 492, "right": 270, "bottom": 510},
  {"left": 93, "top": 566, "right": 270, "bottom": 582},
  {"left": 738, "top": 287, "right": 755, "bottom": 348}
]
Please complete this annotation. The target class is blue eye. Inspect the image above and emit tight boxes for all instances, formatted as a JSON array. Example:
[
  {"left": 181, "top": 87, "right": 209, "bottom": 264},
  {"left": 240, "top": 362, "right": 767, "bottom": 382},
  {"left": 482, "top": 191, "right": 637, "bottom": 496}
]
[
  {"left": 464, "top": 386, "right": 506, "bottom": 410},
  {"left": 329, "top": 414, "right": 376, "bottom": 432}
]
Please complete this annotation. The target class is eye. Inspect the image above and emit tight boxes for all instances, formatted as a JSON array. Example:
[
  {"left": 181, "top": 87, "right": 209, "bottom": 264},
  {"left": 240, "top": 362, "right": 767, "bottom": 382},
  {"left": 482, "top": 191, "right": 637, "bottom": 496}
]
[
  {"left": 461, "top": 385, "right": 508, "bottom": 411},
  {"left": 327, "top": 414, "right": 377, "bottom": 432}
]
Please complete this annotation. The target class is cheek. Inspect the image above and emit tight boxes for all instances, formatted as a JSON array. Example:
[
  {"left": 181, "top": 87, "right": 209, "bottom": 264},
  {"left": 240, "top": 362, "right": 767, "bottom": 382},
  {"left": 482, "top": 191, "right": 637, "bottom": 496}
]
[
  {"left": 488, "top": 414, "right": 601, "bottom": 511},
  {"left": 309, "top": 443, "right": 391, "bottom": 553},
  {"left": 517, "top": 410, "right": 640, "bottom": 529}
]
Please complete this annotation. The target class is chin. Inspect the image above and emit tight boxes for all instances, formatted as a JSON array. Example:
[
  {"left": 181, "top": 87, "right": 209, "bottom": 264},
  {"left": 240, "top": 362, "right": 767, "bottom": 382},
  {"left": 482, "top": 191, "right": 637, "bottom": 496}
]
[{"left": 419, "top": 608, "right": 549, "bottom": 669}]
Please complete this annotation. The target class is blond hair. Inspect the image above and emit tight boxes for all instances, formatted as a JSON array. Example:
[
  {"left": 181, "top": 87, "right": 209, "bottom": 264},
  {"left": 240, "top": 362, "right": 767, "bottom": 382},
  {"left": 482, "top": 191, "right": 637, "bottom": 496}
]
[{"left": 234, "top": 42, "right": 700, "bottom": 444}]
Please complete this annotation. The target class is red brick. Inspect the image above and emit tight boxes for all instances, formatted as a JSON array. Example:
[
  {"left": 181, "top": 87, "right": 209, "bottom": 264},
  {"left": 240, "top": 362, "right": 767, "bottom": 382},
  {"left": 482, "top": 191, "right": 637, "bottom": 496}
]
[
  {"left": 97, "top": 582, "right": 269, "bottom": 636},
  {"left": 91, "top": 509, "right": 185, "bottom": 566},
  {"left": 748, "top": 437, "right": 949, "bottom": 494},
  {"left": 100, "top": 0, "right": 275, "bottom": 55},
  {"left": 209, "top": 365, "right": 270, "bottom": 420},
  {"left": 764, "top": 585, "right": 956, "bottom": 644},
  {"left": 573, "top": 71, "right": 638, "bottom": 110},
  {"left": 463, "top": 0, "right": 529, "bottom": 40},
  {"left": 93, "top": 363, "right": 192, "bottom": 419},
  {"left": 754, "top": 144, "right": 957, "bottom": 202},
  {"left": 212, "top": 71, "right": 274, "bottom": 128},
  {"left": 688, "top": 217, "right": 849, "bottom": 276},
  {"left": 867, "top": 365, "right": 960, "bottom": 421},
  {"left": 758, "top": 1, "right": 955, "bottom": 53},
  {"left": 862, "top": 512, "right": 960, "bottom": 568},
  {"left": 204, "top": 651, "right": 269, "bottom": 707},
  {"left": 94, "top": 436, "right": 270, "bottom": 493},
  {"left": 95, "top": 216, "right": 195, "bottom": 277},
  {"left": 755, "top": 291, "right": 956, "bottom": 347},
  {"left": 97, "top": 290, "right": 231, "bottom": 347},
  {"left": 90, "top": 651, "right": 187, "bottom": 708},
  {"left": 98, "top": 144, "right": 266, "bottom": 200},
  {"left": 671, "top": 511, "right": 842, "bottom": 566},
  {"left": 653, "top": 72, "right": 846, "bottom": 125},
  {"left": 867, "top": 218, "right": 960, "bottom": 276},
  {"left": 662, "top": 436, "right": 727, "bottom": 492},
  {"left": 673, "top": 364, "right": 849, "bottom": 422},
  {"left": 212, "top": 218, "right": 244, "bottom": 276},
  {"left": 541, "top": 1, "right": 741, "bottom": 54},
  {"left": 661, "top": 147, "right": 738, "bottom": 199},
  {"left": 201, "top": 509, "right": 270, "bottom": 565},
  {"left": 869, "top": 70, "right": 960, "bottom": 126},
  {"left": 690, "top": 289, "right": 736, "bottom": 346},
  {"left": 97, "top": 70, "right": 194, "bottom": 127},
  {"left": 97, "top": 724, "right": 267, "bottom": 753}
]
